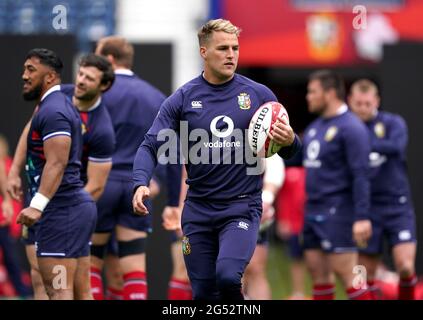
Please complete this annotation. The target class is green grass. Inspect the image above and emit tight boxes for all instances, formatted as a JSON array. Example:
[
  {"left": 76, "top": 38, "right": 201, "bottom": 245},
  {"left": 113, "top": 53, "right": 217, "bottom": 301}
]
[{"left": 267, "top": 241, "right": 347, "bottom": 300}]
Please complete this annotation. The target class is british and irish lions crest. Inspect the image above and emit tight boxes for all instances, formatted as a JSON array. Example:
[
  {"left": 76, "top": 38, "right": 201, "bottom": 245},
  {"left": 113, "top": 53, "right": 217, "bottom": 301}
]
[
  {"left": 182, "top": 236, "right": 191, "bottom": 255},
  {"left": 238, "top": 93, "right": 251, "bottom": 110}
]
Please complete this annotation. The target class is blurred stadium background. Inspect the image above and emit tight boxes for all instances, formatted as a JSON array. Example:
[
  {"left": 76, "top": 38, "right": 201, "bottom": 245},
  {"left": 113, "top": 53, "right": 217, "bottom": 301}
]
[{"left": 0, "top": 0, "right": 422, "bottom": 299}]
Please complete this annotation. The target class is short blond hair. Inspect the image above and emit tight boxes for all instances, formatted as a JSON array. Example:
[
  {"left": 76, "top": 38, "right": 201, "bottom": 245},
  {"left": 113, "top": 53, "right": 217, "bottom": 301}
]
[
  {"left": 351, "top": 79, "right": 379, "bottom": 96},
  {"left": 96, "top": 36, "right": 134, "bottom": 69},
  {"left": 198, "top": 18, "right": 241, "bottom": 46}
]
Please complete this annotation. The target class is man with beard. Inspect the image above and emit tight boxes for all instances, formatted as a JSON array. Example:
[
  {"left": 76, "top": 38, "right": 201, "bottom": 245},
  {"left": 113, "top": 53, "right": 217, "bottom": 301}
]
[
  {"left": 11, "top": 48, "right": 97, "bottom": 299},
  {"left": 302, "top": 70, "right": 372, "bottom": 300},
  {"left": 8, "top": 53, "right": 115, "bottom": 299}
]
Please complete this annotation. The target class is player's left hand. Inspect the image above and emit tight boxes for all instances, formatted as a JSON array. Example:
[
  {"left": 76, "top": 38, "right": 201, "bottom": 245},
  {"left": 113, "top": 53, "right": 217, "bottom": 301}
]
[
  {"left": 162, "top": 206, "right": 182, "bottom": 230},
  {"left": 17, "top": 207, "right": 42, "bottom": 227},
  {"left": 353, "top": 219, "right": 372, "bottom": 248},
  {"left": 269, "top": 116, "right": 295, "bottom": 147}
]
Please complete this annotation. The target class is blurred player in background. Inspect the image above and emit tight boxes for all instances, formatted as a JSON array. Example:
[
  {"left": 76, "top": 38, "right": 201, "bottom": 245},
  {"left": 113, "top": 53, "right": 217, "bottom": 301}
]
[
  {"left": 349, "top": 79, "right": 417, "bottom": 300},
  {"left": 61, "top": 54, "right": 116, "bottom": 202},
  {"left": 133, "top": 18, "right": 301, "bottom": 300},
  {"left": 275, "top": 147, "right": 308, "bottom": 300},
  {"left": 101, "top": 172, "right": 164, "bottom": 300},
  {"left": 92, "top": 36, "right": 180, "bottom": 300},
  {"left": 302, "top": 70, "right": 372, "bottom": 300},
  {"left": 0, "top": 137, "right": 14, "bottom": 229},
  {"left": 243, "top": 155, "right": 285, "bottom": 300},
  {"left": 0, "top": 135, "right": 31, "bottom": 298}
]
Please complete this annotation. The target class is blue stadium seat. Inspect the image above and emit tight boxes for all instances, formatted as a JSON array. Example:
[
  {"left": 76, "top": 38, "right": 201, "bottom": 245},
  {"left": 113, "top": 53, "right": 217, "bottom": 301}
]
[
  {"left": 0, "top": 0, "right": 10, "bottom": 33},
  {"left": 9, "top": 0, "right": 44, "bottom": 34}
]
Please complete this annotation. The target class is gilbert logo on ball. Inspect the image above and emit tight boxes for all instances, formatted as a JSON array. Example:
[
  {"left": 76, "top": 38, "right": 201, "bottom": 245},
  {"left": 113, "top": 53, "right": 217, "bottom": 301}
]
[{"left": 248, "top": 101, "right": 289, "bottom": 158}]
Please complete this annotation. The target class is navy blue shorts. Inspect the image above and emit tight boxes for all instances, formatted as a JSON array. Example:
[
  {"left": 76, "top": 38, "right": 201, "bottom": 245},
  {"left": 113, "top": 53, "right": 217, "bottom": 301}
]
[
  {"left": 302, "top": 213, "right": 356, "bottom": 253},
  {"left": 181, "top": 195, "right": 261, "bottom": 283},
  {"left": 96, "top": 178, "right": 152, "bottom": 233},
  {"left": 36, "top": 199, "right": 97, "bottom": 258},
  {"left": 360, "top": 206, "right": 416, "bottom": 255},
  {"left": 287, "top": 234, "right": 304, "bottom": 259}
]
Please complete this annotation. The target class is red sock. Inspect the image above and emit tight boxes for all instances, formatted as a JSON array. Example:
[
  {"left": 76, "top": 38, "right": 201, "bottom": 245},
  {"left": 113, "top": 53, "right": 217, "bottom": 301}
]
[
  {"left": 168, "top": 278, "right": 192, "bottom": 300},
  {"left": 107, "top": 287, "right": 123, "bottom": 300},
  {"left": 313, "top": 284, "right": 335, "bottom": 300},
  {"left": 367, "top": 280, "right": 379, "bottom": 300},
  {"left": 347, "top": 286, "right": 372, "bottom": 300},
  {"left": 90, "top": 267, "right": 104, "bottom": 300},
  {"left": 399, "top": 274, "right": 417, "bottom": 300},
  {"left": 123, "top": 271, "right": 147, "bottom": 300}
]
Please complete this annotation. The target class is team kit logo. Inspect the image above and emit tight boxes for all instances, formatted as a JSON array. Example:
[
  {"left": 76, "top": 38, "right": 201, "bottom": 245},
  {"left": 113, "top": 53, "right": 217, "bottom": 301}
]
[
  {"left": 182, "top": 236, "right": 191, "bottom": 255},
  {"left": 304, "top": 139, "right": 321, "bottom": 168},
  {"left": 374, "top": 122, "right": 385, "bottom": 138},
  {"left": 238, "top": 93, "right": 251, "bottom": 110},
  {"left": 324, "top": 126, "right": 338, "bottom": 142}
]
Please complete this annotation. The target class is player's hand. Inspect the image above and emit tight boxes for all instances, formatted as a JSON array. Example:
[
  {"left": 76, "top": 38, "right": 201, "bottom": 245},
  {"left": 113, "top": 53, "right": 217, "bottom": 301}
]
[
  {"left": 7, "top": 170, "right": 23, "bottom": 201},
  {"left": 268, "top": 116, "right": 295, "bottom": 147},
  {"left": 17, "top": 207, "right": 42, "bottom": 227},
  {"left": 353, "top": 219, "right": 372, "bottom": 248},
  {"left": 0, "top": 197, "right": 14, "bottom": 226},
  {"left": 132, "top": 186, "right": 150, "bottom": 215},
  {"left": 162, "top": 206, "right": 182, "bottom": 230}
]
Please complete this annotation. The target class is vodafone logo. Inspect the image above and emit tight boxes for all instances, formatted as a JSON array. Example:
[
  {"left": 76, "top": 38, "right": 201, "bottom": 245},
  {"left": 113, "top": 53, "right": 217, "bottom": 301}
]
[
  {"left": 303, "top": 139, "right": 322, "bottom": 168},
  {"left": 307, "top": 140, "right": 320, "bottom": 160},
  {"left": 210, "top": 115, "right": 234, "bottom": 138}
]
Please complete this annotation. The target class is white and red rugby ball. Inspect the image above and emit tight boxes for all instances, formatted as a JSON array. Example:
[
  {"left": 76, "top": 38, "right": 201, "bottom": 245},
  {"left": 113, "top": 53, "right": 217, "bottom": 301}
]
[{"left": 248, "top": 101, "right": 289, "bottom": 158}]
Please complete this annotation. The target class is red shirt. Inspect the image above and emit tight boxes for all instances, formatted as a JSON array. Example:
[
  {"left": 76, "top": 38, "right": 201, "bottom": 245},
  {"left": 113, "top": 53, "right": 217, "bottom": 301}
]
[
  {"left": 275, "top": 167, "right": 306, "bottom": 235},
  {"left": 0, "top": 157, "right": 23, "bottom": 238}
]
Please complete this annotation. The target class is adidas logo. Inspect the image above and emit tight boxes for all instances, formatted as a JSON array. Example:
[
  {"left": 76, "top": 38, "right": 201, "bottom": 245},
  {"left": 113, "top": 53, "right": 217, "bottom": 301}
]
[{"left": 191, "top": 101, "right": 202, "bottom": 108}]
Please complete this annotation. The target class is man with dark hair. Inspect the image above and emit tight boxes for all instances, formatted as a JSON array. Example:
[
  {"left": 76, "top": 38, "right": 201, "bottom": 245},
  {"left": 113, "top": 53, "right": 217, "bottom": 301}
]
[
  {"left": 309, "top": 70, "right": 346, "bottom": 101},
  {"left": 302, "top": 69, "right": 372, "bottom": 300},
  {"left": 91, "top": 36, "right": 180, "bottom": 300},
  {"left": 349, "top": 79, "right": 417, "bottom": 300},
  {"left": 61, "top": 53, "right": 116, "bottom": 198},
  {"left": 15, "top": 48, "right": 97, "bottom": 300},
  {"left": 9, "top": 53, "right": 116, "bottom": 299}
]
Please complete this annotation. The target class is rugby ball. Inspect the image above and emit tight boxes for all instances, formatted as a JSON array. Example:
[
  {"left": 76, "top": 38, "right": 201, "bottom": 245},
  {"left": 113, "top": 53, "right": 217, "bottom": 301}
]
[{"left": 248, "top": 101, "right": 289, "bottom": 158}]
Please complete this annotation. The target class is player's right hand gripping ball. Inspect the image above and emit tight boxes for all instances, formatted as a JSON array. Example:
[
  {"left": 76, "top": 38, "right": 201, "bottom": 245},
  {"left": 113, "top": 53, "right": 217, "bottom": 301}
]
[{"left": 248, "top": 101, "right": 289, "bottom": 158}]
